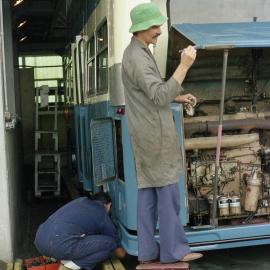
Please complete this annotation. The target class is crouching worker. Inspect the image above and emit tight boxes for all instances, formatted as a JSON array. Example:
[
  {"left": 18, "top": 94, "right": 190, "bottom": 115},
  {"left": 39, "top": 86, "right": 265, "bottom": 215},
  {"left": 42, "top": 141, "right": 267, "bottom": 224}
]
[{"left": 34, "top": 192, "right": 126, "bottom": 270}]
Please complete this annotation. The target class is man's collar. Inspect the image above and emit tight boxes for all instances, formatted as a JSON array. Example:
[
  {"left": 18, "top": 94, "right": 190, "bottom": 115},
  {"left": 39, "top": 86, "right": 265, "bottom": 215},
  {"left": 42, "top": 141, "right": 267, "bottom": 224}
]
[{"left": 131, "top": 36, "right": 148, "bottom": 49}]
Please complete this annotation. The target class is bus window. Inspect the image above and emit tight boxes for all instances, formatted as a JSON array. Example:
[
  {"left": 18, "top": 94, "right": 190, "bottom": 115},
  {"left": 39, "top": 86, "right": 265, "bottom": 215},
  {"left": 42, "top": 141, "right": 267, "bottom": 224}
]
[
  {"left": 89, "top": 35, "right": 95, "bottom": 56},
  {"left": 97, "top": 21, "right": 107, "bottom": 50},
  {"left": 73, "top": 47, "right": 79, "bottom": 104},
  {"left": 96, "top": 21, "right": 108, "bottom": 95},
  {"left": 86, "top": 36, "right": 95, "bottom": 97},
  {"left": 97, "top": 50, "right": 108, "bottom": 94},
  {"left": 88, "top": 60, "right": 95, "bottom": 97}
]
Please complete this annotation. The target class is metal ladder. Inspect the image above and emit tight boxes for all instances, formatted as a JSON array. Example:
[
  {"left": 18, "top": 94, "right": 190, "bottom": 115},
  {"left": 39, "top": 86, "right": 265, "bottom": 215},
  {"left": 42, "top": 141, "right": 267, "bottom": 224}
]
[{"left": 34, "top": 85, "right": 61, "bottom": 197}]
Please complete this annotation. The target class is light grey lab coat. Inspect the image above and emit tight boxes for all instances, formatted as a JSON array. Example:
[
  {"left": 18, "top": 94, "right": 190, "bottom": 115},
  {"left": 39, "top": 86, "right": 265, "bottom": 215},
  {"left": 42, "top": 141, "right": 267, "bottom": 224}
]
[{"left": 122, "top": 37, "right": 184, "bottom": 188}]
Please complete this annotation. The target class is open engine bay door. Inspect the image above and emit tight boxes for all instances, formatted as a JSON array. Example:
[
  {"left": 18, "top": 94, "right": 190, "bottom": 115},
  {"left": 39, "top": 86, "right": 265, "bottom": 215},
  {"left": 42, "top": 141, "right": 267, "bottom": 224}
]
[
  {"left": 168, "top": 22, "right": 270, "bottom": 247},
  {"left": 172, "top": 22, "right": 270, "bottom": 49},
  {"left": 90, "top": 118, "right": 117, "bottom": 187}
]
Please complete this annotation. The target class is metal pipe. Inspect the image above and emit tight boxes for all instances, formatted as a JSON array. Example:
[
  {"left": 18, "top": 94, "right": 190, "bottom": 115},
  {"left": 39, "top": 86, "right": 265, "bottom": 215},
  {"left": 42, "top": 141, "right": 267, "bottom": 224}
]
[
  {"left": 78, "top": 37, "right": 85, "bottom": 105},
  {"left": 208, "top": 119, "right": 270, "bottom": 134},
  {"left": 203, "top": 44, "right": 235, "bottom": 50},
  {"left": 179, "top": 44, "right": 235, "bottom": 52},
  {"left": 185, "top": 133, "right": 259, "bottom": 150},
  {"left": 0, "top": 2, "right": 9, "bottom": 113},
  {"left": 184, "top": 112, "right": 270, "bottom": 124},
  {"left": 211, "top": 49, "right": 229, "bottom": 227},
  {"left": 184, "top": 118, "right": 270, "bottom": 137}
]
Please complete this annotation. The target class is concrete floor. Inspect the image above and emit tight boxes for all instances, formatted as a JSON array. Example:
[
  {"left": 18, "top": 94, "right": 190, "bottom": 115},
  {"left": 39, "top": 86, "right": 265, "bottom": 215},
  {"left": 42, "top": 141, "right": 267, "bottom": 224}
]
[
  {"left": 189, "top": 246, "right": 270, "bottom": 270},
  {"left": 19, "top": 197, "right": 270, "bottom": 270}
]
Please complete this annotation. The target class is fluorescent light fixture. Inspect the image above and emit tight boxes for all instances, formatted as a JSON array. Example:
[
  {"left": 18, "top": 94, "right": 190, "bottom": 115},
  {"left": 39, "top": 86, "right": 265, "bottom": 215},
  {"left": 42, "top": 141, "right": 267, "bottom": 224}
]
[
  {"left": 19, "top": 36, "right": 28, "bottom": 42},
  {"left": 14, "top": 0, "right": 24, "bottom": 7},
  {"left": 17, "top": 20, "right": 27, "bottom": 28}
]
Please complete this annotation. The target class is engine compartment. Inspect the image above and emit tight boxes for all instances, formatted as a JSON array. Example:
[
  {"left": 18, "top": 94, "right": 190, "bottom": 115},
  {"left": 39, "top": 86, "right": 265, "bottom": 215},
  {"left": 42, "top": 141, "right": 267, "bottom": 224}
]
[
  {"left": 180, "top": 49, "right": 270, "bottom": 228},
  {"left": 184, "top": 105, "right": 270, "bottom": 227}
]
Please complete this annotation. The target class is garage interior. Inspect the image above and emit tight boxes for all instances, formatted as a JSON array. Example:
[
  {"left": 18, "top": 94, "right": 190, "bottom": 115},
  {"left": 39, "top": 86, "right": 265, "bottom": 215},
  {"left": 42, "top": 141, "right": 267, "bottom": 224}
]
[{"left": 0, "top": 1, "right": 270, "bottom": 270}]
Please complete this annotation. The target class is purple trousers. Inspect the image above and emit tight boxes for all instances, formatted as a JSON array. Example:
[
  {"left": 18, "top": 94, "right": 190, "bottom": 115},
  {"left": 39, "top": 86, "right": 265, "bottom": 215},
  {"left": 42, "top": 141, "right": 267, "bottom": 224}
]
[{"left": 137, "top": 183, "right": 190, "bottom": 263}]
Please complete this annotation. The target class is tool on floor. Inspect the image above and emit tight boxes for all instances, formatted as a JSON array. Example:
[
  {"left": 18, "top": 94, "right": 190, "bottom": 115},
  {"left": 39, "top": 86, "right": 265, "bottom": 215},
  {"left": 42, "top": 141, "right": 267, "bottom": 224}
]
[{"left": 24, "top": 256, "right": 60, "bottom": 270}]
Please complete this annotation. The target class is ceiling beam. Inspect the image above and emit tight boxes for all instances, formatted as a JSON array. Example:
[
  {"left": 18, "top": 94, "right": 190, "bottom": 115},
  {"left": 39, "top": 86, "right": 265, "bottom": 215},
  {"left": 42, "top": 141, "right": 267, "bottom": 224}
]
[
  {"left": 13, "top": 0, "right": 54, "bottom": 17},
  {"left": 18, "top": 41, "right": 67, "bottom": 54}
]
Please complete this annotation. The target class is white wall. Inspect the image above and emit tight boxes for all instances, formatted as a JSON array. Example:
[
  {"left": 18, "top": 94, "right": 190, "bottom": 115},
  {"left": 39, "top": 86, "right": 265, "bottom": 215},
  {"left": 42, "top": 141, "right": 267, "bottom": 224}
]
[
  {"left": 0, "top": 0, "right": 13, "bottom": 261},
  {"left": 170, "top": 0, "right": 270, "bottom": 24},
  {"left": 111, "top": 0, "right": 150, "bottom": 65},
  {"left": 153, "top": 0, "right": 168, "bottom": 78},
  {"left": 0, "top": 0, "right": 22, "bottom": 262},
  {"left": 110, "top": 0, "right": 167, "bottom": 77}
]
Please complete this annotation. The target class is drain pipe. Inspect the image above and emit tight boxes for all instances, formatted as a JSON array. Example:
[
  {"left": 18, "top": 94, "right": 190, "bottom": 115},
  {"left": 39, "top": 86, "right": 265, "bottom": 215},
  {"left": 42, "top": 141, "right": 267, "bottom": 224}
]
[
  {"left": 0, "top": 3, "right": 9, "bottom": 114},
  {"left": 211, "top": 49, "right": 229, "bottom": 227},
  {"left": 0, "top": 4, "right": 18, "bottom": 130},
  {"left": 78, "top": 36, "right": 86, "bottom": 105}
]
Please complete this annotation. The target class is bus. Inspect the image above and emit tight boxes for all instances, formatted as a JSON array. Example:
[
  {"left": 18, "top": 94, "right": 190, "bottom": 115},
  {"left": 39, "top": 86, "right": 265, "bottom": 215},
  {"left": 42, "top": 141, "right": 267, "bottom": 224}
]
[{"left": 64, "top": 0, "right": 270, "bottom": 255}]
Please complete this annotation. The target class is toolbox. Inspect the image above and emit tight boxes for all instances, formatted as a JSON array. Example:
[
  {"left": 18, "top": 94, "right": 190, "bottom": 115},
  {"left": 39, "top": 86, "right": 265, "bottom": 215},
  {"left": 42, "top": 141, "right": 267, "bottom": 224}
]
[{"left": 24, "top": 256, "right": 60, "bottom": 270}]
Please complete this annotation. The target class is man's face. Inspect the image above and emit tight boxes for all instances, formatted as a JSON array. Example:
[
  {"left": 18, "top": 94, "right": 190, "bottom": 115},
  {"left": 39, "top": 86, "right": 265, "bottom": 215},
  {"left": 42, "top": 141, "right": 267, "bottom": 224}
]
[{"left": 139, "top": 25, "right": 162, "bottom": 45}]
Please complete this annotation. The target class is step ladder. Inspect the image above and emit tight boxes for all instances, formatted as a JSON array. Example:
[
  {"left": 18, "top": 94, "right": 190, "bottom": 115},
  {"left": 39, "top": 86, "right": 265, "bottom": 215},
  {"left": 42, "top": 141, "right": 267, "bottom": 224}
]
[
  {"left": 34, "top": 85, "right": 61, "bottom": 197},
  {"left": 136, "top": 262, "right": 189, "bottom": 270}
]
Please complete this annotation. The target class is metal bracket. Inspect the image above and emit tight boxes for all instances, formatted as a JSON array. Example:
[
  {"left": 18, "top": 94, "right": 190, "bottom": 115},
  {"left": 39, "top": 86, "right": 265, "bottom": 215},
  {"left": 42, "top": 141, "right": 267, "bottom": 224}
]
[{"left": 5, "top": 112, "right": 20, "bottom": 130}]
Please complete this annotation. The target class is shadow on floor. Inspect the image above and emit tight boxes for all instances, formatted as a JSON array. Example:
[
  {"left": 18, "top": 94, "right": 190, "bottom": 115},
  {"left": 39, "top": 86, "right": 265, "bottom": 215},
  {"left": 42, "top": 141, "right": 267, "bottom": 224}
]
[{"left": 17, "top": 196, "right": 68, "bottom": 259}]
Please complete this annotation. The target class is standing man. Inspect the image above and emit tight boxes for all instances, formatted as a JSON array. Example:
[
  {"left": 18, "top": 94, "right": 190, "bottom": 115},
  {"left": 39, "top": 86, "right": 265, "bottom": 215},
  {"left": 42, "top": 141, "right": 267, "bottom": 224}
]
[
  {"left": 34, "top": 192, "right": 125, "bottom": 270},
  {"left": 121, "top": 2, "right": 203, "bottom": 264}
]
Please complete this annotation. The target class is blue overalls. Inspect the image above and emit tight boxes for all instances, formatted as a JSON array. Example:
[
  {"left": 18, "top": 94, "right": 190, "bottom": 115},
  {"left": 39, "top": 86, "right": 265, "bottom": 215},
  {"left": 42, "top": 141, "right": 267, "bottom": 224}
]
[{"left": 34, "top": 197, "right": 121, "bottom": 270}]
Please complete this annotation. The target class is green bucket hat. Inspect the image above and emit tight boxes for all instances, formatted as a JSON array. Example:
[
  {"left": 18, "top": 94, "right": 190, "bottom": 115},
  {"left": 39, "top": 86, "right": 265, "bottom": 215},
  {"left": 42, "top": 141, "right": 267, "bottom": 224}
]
[{"left": 129, "top": 2, "right": 167, "bottom": 33}]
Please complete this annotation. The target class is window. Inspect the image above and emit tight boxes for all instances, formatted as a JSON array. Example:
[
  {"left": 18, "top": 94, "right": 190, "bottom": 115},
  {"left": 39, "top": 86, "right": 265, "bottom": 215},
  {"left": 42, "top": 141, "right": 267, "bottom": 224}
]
[
  {"left": 63, "top": 56, "right": 73, "bottom": 103},
  {"left": 97, "top": 50, "right": 108, "bottom": 94},
  {"left": 89, "top": 36, "right": 95, "bottom": 58},
  {"left": 85, "top": 20, "right": 108, "bottom": 97},
  {"left": 19, "top": 55, "right": 63, "bottom": 88},
  {"left": 87, "top": 36, "right": 95, "bottom": 97},
  {"left": 96, "top": 21, "right": 108, "bottom": 95},
  {"left": 97, "top": 22, "right": 107, "bottom": 51},
  {"left": 88, "top": 60, "right": 95, "bottom": 96}
]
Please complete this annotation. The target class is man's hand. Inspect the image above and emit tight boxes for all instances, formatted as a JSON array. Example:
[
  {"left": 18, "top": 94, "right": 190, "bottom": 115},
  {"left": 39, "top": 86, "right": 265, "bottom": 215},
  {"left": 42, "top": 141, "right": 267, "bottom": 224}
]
[
  {"left": 172, "top": 46, "right": 196, "bottom": 85},
  {"left": 180, "top": 45, "right": 197, "bottom": 71},
  {"left": 174, "top": 94, "right": 196, "bottom": 105},
  {"left": 114, "top": 247, "right": 126, "bottom": 258}
]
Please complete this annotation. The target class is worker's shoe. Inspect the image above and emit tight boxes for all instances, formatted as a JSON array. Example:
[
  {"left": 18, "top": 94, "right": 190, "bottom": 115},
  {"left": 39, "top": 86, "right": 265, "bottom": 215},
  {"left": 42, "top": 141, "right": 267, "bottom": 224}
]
[
  {"left": 180, "top": 252, "right": 203, "bottom": 262},
  {"left": 58, "top": 264, "right": 72, "bottom": 270}
]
